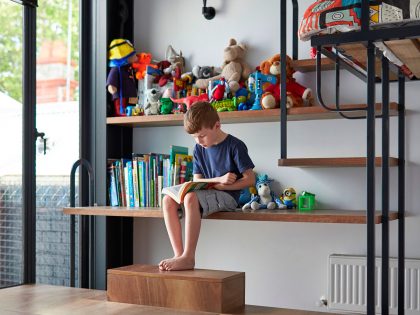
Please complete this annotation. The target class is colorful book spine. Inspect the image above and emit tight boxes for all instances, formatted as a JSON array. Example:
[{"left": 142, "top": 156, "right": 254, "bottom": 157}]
[
  {"left": 132, "top": 158, "right": 140, "bottom": 207},
  {"left": 127, "top": 161, "right": 135, "bottom": 207}
]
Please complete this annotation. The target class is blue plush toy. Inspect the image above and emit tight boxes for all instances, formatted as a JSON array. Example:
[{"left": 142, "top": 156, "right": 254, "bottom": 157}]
[{"left": 242, "top": 174, "right": 286, "bottom": 211}]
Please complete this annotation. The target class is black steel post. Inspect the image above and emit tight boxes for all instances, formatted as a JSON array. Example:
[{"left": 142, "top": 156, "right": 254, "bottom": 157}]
[
  {"left": 280, "top": 0, "right": 287, "bottom": 159},
  {"left": 291, "top": 0, "right": 298, "bottom": 60},
  {"left": 398, "top": 71, "right": 406, "bottom": 315},
  {"left": 22, "top": 2, "right": 37, "bottom": 285},
  {"left": 366, "top": 42, "right": 376, "bottom": 315},
  {"left": 381, "top": 56, "right": 390, "bottom": 315}
]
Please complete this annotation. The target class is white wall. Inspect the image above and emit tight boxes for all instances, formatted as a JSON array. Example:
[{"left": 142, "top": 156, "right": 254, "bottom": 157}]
[{"left": 131, "top": 0, "right": 420, "bottom": 311}]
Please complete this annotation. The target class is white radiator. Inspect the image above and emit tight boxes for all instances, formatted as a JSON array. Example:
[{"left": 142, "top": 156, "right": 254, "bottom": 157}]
[{"left": 328, "top": 255, "right": 420, "bottom": 314}]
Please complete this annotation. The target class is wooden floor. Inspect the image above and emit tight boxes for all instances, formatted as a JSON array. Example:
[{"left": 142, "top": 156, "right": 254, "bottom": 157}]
[{"left": 0, "top": 284, "right": 350, "bottom": 315}]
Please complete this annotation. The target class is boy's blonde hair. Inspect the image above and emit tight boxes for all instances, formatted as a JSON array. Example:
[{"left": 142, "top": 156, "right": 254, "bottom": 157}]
[{"left": 184, "top": 101, "right": 220, "bottom": 134}]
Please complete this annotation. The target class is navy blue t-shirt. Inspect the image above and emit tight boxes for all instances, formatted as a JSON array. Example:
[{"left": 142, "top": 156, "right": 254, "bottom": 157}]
[{"left": 193, "top": 134, "right": 255, "bottom": 202}]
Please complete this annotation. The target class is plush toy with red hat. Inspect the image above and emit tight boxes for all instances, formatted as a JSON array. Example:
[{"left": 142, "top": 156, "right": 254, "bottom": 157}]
[{"left": 106, "top": 39, "right": 139, "bottom": 116}]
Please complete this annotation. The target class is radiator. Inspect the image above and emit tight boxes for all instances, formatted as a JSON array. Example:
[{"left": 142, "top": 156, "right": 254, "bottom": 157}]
[{"left": 328, "top": 255, "right": 420, "bottom": 314}]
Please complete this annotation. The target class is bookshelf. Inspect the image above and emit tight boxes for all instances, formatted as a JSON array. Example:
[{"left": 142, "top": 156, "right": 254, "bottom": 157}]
[
  {"left": 106, "top": 102, "right": 398, "bottom": 127},
  {"left": 63, "top": 207, "right": 399, "bottom": 224}
]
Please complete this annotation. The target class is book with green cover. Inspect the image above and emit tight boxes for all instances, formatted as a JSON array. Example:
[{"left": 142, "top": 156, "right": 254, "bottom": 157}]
[{"left": 161, "top": 181, "right": 215, "bottom": 204}]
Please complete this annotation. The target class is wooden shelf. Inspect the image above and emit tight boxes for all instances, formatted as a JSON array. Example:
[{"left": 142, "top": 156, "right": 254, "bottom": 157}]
[
  {"left": 106, "top": 103, "right": 398, "bottom": 127},
  {"left": 278, "top": 157, "right": 399, "bottom": 168},
  {"left": 278, "top": 157, "right": 398, "bottom": 167},
  {"left": 291, "top": 58, "right": 335, "bottom": 72},
  {"left": 63, "top": 207, "right": 398, "bottom": 224}
]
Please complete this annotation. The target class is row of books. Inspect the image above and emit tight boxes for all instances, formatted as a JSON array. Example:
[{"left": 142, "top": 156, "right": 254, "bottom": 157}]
[{"left": 107, "top": 146, "right": 193, "bottom": 208}]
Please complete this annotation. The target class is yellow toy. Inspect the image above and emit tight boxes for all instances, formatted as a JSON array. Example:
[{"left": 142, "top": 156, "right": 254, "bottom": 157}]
[{"left": 280, "top": 187, "right": 297, "bottom": 209}]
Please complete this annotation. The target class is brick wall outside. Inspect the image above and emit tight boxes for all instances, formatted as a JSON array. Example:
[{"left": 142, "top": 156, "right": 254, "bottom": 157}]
[{"left": 0, "top": 175, "right": 79, "bottom": 287}]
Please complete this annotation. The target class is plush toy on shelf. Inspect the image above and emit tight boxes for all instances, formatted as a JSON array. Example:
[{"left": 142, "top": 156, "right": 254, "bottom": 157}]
[
  {"left": 195, "top": 38, "right": 252, "bottom": 93},
  {"left": 144, "top": 88, "right": 161, "bottom": 115},
  {"left": 260, "top": 53, "right": 313, "bottom": 109},
  {"left": 242, "top": 174, "right": 286, "bottom": 211},
  {"left": 155, "top": 45, "right": 185, "bottom": 87},
  {"left": 106, "top": 39, "right": 139, "bottom": 116}
]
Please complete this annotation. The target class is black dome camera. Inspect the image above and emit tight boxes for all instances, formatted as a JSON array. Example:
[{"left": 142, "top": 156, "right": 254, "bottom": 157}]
[{"left": 202, "top": 0, "right": 215, "bottom": 20}]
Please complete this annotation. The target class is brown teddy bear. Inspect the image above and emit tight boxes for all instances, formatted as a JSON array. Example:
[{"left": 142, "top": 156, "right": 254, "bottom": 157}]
[
  {"left": 195, "top": 38, "right": 252, "bottom": 93},
  {"left": 260, "top": 54, "right": 313, "bottom": 109}
]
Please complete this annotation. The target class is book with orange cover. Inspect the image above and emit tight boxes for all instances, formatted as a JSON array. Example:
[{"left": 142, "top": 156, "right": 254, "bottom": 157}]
[{"left": 161, "top": 181, "right": 215, "bottom": 204}]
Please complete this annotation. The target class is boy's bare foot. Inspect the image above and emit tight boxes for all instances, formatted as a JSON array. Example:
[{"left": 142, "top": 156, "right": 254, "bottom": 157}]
[
  {"left": 158, "top": 256, "right": 178, "bottom": 271},
  {"left": 159, "top": 255, "right": 195, "bottom": 271}
]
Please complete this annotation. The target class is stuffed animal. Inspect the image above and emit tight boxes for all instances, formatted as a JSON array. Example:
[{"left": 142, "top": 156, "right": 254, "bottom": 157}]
[
  {"left": 132, "top": 52, "right": 157, "bottom": 80},
  {"left": 155, "top": 45, "right": 185, "bottom": 87},
  {"left": 192, "top": 65, "right": 218, "bottom": 80},
  {"left": 144, "top": 88, "right": 161, "bottom": 115},
  {"left": 242, "top": 174, "right": 285, "bottom": 211},
  {"left": 195, "top": 38, "right": 252, "bottom": 93},
  {"left": 260, "top": 54, "right": 313, "bottom": 109}
]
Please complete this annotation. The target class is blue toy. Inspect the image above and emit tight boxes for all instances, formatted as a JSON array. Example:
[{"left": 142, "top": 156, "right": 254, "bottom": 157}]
[
  {"left": 248, "top": 70, "right": 277, "bottom": 110},
  {"left": 242, "top": 174, "right": 286, "bottom": 211}
]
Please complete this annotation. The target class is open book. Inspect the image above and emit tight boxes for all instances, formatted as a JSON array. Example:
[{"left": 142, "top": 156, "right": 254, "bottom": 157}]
[{"left": 161, "top": 181, "right": 215, "bottom": 204}]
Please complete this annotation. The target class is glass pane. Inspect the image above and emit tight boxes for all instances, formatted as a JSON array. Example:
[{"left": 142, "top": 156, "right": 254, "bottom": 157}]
[
  {"left": 36, "top": 0, "right": 80, "bottom": 286},
  {"left": 0, "top": 0, "right": 23, "bottom": 288}
]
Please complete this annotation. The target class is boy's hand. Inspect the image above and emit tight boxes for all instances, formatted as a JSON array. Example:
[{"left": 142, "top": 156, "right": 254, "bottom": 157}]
[{"left": 219, "top": 172, "right": 237, "bottom": 185}]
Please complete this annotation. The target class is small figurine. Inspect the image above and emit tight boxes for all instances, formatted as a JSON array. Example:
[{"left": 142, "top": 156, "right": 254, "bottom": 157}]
[
  {"left": 210, "top": 77, "right": 228, "bottom": 101},
  {"left": 144, "top": 88, "right": 161, "bottom": 115},
  {"left": 280, "top": 187, "right": 297, "bottom": 209},
  {"left": 106, "top": 39, "right": 138, "bottom": 116}
]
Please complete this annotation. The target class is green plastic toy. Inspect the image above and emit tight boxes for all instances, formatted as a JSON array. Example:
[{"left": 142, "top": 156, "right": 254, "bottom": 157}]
[{"left": 298, "top": 191, "right": 315, "bottom": 212}]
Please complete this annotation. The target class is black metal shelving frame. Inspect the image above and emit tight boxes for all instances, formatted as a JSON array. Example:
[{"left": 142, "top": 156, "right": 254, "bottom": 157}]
[{"left": 280, "top": 1, "right": 411, "bottom": 314}]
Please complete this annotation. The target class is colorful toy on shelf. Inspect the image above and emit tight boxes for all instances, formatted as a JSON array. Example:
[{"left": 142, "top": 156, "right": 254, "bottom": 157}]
[
  {"left": 170, "top": 93, "right": 209, "bottom": 111},
  {"left": 242, "top": 174, "right": 286, "bottom": 211},
  {"left": 209, "top": 77, "right": 229, "bottom": 101},
  {"left": 192, "top": 65, "right": 218, "bottom": 81},
  {"left": 144, "top": 88, "right": 161, "bottom": 115},
  {"left": 155, "top": 45, "right": 185, "bottom": 87},
  {"left": 248, "top": 70, "right": 277, "bottom": 110},
  {"left": 195, "top": 38, "right": 252, "bottom": 93},
  {"left": 211, "top": 97, "right": 237, "bottom": 112},
  {"left": 258, "top": 54, "right": 314, "bottom": 108},
  {"left": 298, "top": 191, "right": 316, "bottom": 212},
  {"left": 280, "top": 187, "right": 297, "bottom": 209},
  {"left": 132, "top": 52, "right": 157, "bottom": 80},
  {"left": 106, "top": 39, "right": 138, "bottom": 116},
  {"left": 159, "top": 98, "right": 174, "bottom": 115}
]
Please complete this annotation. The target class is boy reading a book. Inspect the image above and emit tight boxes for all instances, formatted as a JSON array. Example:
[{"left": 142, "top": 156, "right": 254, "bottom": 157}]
[{"left": 159, "top": 102, "right": 255, "bottom": 271}]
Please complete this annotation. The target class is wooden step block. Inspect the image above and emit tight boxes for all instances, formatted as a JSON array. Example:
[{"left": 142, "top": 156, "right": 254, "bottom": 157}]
[{"left": 107, "top": 264, "right": 245, "bottom": 313}]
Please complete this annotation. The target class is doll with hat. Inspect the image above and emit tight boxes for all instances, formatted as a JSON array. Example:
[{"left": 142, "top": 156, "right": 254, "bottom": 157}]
[{"left": 106, "top": 39, "right": 138, "bottom": 116}]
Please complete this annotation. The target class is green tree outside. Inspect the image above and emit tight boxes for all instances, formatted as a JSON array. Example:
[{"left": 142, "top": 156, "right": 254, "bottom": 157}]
[{"left": 0, "top": 0, "right": 79, "bottom": 103}]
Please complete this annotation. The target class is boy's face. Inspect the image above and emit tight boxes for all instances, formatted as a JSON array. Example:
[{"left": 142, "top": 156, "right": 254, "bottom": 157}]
[{"left": 192, "top": 122, "right": 220, "bottom": 148}]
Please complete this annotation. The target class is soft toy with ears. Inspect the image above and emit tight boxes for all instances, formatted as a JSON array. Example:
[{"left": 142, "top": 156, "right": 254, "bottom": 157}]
[
  {"left": 242, "top": 174, "right": 286, "bottom": 211},
  {"left": 195, "top": 38, "right": 252, "bottom": 93},
  {"left": 260, "top": 54, "right": 313, "bottom": 109}
]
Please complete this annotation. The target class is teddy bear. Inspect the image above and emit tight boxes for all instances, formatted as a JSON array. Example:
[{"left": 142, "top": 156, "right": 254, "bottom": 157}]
[
  {"left": 195, "top": 38, "right": 252, "bottom": 93},
  {"left": 260, "top": 54, "right": 313, "bottom": 109},
  {"left": 242, "top": 174, "right": 286, "bottom": 212},
  {"left": 144, "top": 88, "right": 161, "bottom": 115}
]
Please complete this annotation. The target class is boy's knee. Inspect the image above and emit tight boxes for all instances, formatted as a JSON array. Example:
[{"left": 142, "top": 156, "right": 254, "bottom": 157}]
[
  {"left": 183, "top": 192, "right": 199, "bottom": 207},
  {"left": 162, "top": 195, "right": 178, "bottom": 210}
]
